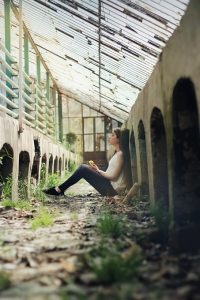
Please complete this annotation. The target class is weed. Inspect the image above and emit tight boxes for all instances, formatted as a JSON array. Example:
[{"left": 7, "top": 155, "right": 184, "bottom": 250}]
[
  {"left": 96, "top": 212, "right": 123, "bottom": 238},
  {"left": 91, "top": 250, "right": 141, "bottom": 284},
  {"left": 2, "top": 176, "right": 12, "bottom": 199},
  {"left": 45, "top": 173, "right": 60, "bottom": 188},
  {"left": 0, "top": 271, "right": 11, "bottom": 291},
  {"left": 31, "top": 208, "right": 55, "bottom": 230},
  {"left": 68, "top": 160, "right": 77, "bottom": 173},
  {"left": 1, "top": 199, "right": 31, "bottom": 211},
  {"left": 18, "top": 179, "right": 28, "bottom": 200},
  {"left": 31, "top": 184, "right": 46, "bottom": 203}
]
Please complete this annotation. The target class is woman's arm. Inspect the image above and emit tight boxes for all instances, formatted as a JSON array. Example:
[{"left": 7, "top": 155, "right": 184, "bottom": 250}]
[{"left": 93, "top": 151, "right": 124, "bottom": 181}]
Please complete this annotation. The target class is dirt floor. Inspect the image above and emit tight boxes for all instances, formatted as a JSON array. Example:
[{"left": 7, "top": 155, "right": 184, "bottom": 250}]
[{"left": 0, "top": 181, "right": 200, "bottom": 300}]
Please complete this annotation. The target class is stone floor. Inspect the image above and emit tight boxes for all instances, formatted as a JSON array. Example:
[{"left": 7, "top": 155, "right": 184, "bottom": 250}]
[{"left": 0, "top": 181, "right": 200, "bottom": 300}]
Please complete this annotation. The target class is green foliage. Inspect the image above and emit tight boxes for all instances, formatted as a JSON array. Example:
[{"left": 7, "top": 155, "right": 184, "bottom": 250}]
[
  {"left": 0, "top": 271, "right": 11, "bottom": 291},
  {"left": 40, "top": 163, "right": 46, "bottom": 187},
  {"left": 31, "top": 184, "right": 46, "bottom": 202},
  {"left": 1, "top": 199, "right": 31, "bottom": 211},
  {"left": 2, "top": 176, "right": 12, "bottom": 199},
  {"left": 18, "top": 179, "right": 28, "bottom": 200},
  {"left": 96, "top": 212, "right": 123, "bottom": 238},
  {"left": 91, "top": 250, "right": 141, "bottom": 284},
  {"left": 45, "top": 173, "right": 60, "bottom": 188},
  {"left": 66, "top": 132, "right": 77, "bottom": 145},
  {"left": 68, "top": 160, "right": 77, "bottom": 173},
  {"left": 31, "top": 208, "right": 55, "bottom": 230}
]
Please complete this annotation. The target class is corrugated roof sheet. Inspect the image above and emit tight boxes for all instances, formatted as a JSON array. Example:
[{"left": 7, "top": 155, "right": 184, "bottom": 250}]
[{"left": 13, "top": 0, "right": 190, "bottom": 121}]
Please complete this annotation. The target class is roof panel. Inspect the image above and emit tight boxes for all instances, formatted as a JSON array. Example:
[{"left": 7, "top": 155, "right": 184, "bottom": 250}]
[{"left": 12, "top": 0, "right": 190, "bottom": 121}]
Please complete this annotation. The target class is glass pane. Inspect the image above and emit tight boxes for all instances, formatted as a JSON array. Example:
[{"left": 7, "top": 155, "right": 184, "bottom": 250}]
[
  {"left": 95, "top": 133, "right": 105, "bottom": 151},
  {"left": 95, "top": 117, "right": 104, "bottom": 133},
  {"left": 84, "top": 118, "right": 93, "bottom": 134},
  {"left": 84, "top": 135, "right": 94, "bottom": 151}
]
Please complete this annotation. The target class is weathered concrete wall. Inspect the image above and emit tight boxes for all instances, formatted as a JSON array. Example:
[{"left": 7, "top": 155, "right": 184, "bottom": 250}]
[
  {"left": 0, "top": 112, "right": 79, "bottom": 200},
  {"left": 125, "top": 0, "right": 200, "bottom": 233}
]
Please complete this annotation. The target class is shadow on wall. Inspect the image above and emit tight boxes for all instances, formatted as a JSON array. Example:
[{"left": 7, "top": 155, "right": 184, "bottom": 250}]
[
  {"left": 150, "top": 107, "right": 169, "bottom": 210},
  {"left": 129, "top": 130, "right": 138, "bottom": 184},
  {"left": 172, "top": 78, "right": 200, "bottom": 226},
  {"left": 18, "top": 151, "right": 30, "bottom": 199},
  {"left": 121, "top": 129, "right": 133, "bottom": 190},
  {"left": 0, "top": 144, "right": 13, "bottom": 197},
  {"left": 138, "top": 120, "right": 149, "bottom": 197}
]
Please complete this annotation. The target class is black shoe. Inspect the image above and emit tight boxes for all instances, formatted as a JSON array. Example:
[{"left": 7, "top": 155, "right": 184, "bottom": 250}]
[{"left": 42, "top": 186, "right": 64, "bottom": 196}]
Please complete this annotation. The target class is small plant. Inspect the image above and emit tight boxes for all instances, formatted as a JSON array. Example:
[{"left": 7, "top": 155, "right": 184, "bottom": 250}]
[
  {"left": 91, "top": 250, "right": 141, "bottom": 284},
  {"left": 0, "top": 271, "right": 11, "bottom": 291},
  {"left": 31, "top": 184, "right": 46, "bottom": 202},
  {"left": 96, "top": 212, "right": 123, "bottom": 238},
  {"left": 66, "top": 132, "right": 77, "bottom": 151},
  {"left": 18, "top": 179, "right": 28, "bottom": 200},
  {"left": 45, "top": 173, "right": 60, "bottom": 188},
  {"left": 2, "top": 176, "right": 12, "bottom": 200},
  {"left": 31, "top": 208, "right": 55, "bottom": 230},
  {"left": 1, "top": 199, "right": 31, "bottom": 211},
  {"left": 40, "top": 163, "right": 47, "bottom": 187},
  {"left": 68, "top": 160, "right": 77, "bottom": 173}
]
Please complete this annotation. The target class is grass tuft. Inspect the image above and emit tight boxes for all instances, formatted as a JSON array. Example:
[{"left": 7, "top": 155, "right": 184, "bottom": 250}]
[
  {"left": 31, "top": 208, "right": 55, "bottom": 230},
  {"left": 96, "top": 212, "right": 123, "bottom": 238}
]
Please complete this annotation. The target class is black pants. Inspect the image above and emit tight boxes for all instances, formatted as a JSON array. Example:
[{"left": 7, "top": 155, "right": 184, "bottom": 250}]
[{"left": 58, "top": 164, "right": 118, "bottom": 196}]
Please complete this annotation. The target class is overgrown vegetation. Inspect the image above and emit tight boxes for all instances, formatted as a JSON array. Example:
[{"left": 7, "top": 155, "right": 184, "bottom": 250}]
[
  {"left": 96, "top": 212, "right": 124, "bottom": 238},
  {"left": 1, "top": 199, "right": 31, "bottom": 211},
  {"left": 30, "top": 208, "right": 55, "bottom": 230},
  {"left": 84, "top": 242, "right": 142, "bottom": 285},
  {"left": 2, "top": 176, "right": 12, "bottom": 200}
]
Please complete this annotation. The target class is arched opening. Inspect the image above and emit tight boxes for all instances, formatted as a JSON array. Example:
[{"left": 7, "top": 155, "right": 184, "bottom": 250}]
[
  {"left": 150, "top": 108, "right": 169, "bottom": 208},
  {"left": 129, "top": 130, "right": 138, "bottom": 183},
  {"left": 31, "top": 139, "right": 40, "bottom": 182},
  {"left": 54, "top": 156, "right": 58, "bottom": 174},
  {"left": 172, "top": 78, "right": 200, "bottom": 226},
  {"left": 0, "top": 144, "right": 13, "bottom": 198},
  {"left": 18, "top": 151, "right": 30, "bottom": 199},
  {"left": 138, "top": 121, "right": 149, "bottom": 197},
  {"left": 48, "top": 155, "right": 53, "bottom": 174},
  {"left": 40, "top": 154, "right": 47, "bottom": 184},
  {"left": 59, "top": 157, "right": 62, "bottom": 176},
  {"left": 121, "top": 129, "right": 132, "bottom": 190},
  {"left": 65, "top": 158, "right": 68, "bottom": 173}
]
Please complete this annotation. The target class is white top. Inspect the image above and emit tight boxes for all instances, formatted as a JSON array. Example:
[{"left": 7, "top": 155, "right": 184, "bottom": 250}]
[{"left": 104, "top": 151, "right": 126, "bottom": 192}]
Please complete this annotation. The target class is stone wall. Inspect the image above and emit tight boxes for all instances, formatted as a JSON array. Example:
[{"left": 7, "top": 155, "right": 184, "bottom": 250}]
[
  {"left": 125, "top": 0, "right": 200, "bottom": 234},
  {"left": 0, "top": 112, "right": 79, "bottom": 200}
]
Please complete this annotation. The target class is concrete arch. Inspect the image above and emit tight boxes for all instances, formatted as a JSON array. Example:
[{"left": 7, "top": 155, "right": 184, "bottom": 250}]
[
  {"left": 172, "top": 78, "right": 200, "bottom": 225},
  {"left": 138, "top": 120, "right": 149, "bottom": 196},
  {"left": 59, "top": 157, "right": 62, "bottom": 176},
  {"left": 49, "top": 154, "right": 53, "bottom": 174},
  {"left": 150, "top": 107, "right": 169, "bottom": 208},
  {"left": 18, "top": 151, "right": 30, "bottom": 199},
  {"left": 54, "top": 156, "right": 58, "bottom": 173},
  {"left": 0, "top": 143, "right": 13, "bottom": 198},
  {"left": 129, "top": 130, "right": 138, "bottom": 183}
]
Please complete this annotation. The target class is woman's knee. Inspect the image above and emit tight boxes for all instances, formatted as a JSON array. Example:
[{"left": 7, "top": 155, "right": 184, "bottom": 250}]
[{"left": 77, "top": 164, "right": 90, "bottom": 173}]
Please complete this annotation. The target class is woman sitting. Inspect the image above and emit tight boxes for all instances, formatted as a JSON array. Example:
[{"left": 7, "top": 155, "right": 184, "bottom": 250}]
[{"left": 43, "top": 128, "right": 126, "bottom": 197}]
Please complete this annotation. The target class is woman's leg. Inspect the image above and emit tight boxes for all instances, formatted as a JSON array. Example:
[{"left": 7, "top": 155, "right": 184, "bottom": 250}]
[{"left": 58, "top": 164, "right": 117, "bottom": 196}]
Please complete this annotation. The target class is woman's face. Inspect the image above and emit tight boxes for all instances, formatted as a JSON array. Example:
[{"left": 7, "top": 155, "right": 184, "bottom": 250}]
[{"left": 108, "top": 131, "right": 119, "bottom": 145}]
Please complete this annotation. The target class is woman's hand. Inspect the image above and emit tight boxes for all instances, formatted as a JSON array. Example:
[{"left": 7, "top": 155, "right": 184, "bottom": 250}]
[{"left": 88, "top": 160, "right": 100, "bottom": 173}]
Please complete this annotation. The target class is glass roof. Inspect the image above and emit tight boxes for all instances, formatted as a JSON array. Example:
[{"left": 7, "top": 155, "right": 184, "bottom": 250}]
[{"left": 13, "top": 0, "right": 190, "bottom": 122}]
